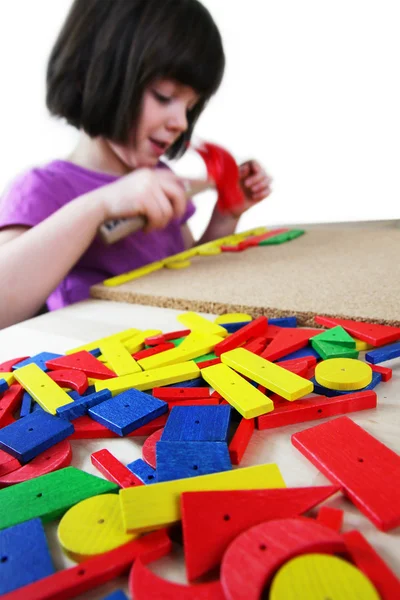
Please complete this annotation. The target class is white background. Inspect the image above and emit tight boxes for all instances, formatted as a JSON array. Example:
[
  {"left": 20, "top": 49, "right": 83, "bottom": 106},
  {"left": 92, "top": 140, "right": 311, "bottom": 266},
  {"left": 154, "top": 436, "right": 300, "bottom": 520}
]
[{"left": 0, "top": 1, "right": 399, "bottom": 238}]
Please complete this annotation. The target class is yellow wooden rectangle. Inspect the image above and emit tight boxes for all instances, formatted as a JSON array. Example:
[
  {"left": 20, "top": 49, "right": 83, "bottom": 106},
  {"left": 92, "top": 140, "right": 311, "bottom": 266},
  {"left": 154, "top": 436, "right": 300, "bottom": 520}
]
[
  {"left": 99, "top": 340, "right": 142, "bottom": 376},
  {"left": 221, "top": 348, "right": 314, "bottom": 401},
  {"left": 103, "top": 261, "right": 165, "bottom": 287},
  {"left": 13, "top": 363, "right": 73, "bottom": 414},
  {"left": 138, "top": 334, "right": 221, "bottom": 370},
  {"left": 120, "top": 463, "right": 285, "bottom": 532},
  {"left": 95, "top": 361, "right": 200, "bottom": 395},
  {"left": 66, "top": 328, "right": 140, "bottom": 355},
  {"left": 122, "top": 329, "right": 162, "bottom": 354},
  {"left": 177, "top": 312, "right": 228, "bottom": 338},
  {"left": 201, "top": 362, "right": 274, "bottom": 418}
]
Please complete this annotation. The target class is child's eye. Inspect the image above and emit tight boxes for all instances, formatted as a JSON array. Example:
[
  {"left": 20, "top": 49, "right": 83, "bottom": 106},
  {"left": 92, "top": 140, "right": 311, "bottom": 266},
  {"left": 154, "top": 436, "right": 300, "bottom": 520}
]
[{"left": 153, "top": 91, "right": 171, "bottom": 104}]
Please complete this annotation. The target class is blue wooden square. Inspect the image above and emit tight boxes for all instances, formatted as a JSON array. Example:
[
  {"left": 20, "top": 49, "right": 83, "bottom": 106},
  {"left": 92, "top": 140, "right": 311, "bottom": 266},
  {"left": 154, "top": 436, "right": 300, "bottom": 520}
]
[
  {"left": 0, "top": 410, "right": 74, "bottom": 463},
  {"left": 57, "top": 389, "right": 111, "bottom": 420},
  {"left": 0, "top": 518, "right": 55, "bottom": 594},
  {"left": 156, "top": 441, "right": 232, "bottom": 482},
  {"left": 12, "top": 352, "right": 63, "bottom": 372},
  {"left": 88, "top": 389, "right": 167, "bottom": 436},
  {"left": 127, "top": 458, "right": 157, "bottom": 484},
  {"left": 161, "top": 405, "right": 231, "bottom": 442}
]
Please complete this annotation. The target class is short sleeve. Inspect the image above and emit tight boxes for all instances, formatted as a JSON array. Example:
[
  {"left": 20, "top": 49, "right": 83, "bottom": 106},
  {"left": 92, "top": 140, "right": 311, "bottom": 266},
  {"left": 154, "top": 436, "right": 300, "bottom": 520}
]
[{"left": 0, "top": 168, "right": 62, "bottom": 229}]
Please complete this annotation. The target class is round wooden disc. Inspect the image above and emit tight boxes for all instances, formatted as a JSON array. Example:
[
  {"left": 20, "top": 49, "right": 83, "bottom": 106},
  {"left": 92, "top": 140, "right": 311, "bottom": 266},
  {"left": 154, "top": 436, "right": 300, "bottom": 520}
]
[{"left": 315, "top": 358, "right": 372, "bottom": 390}]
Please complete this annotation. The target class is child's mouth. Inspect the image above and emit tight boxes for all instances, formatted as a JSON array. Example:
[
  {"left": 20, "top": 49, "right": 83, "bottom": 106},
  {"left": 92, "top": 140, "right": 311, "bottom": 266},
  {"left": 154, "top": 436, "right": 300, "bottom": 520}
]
[{"left": 149, "top": 138, "right": 168, "bottom": 154}]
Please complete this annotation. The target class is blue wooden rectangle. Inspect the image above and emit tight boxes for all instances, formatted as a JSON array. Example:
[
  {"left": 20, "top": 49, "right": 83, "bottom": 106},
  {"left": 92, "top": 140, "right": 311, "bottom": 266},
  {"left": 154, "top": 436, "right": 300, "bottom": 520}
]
[
  {"left": 19, "top": 391, "right": 33, "bottom": 417},
  {"left": 166, "top": 376, "right": 208, "bottom": 388},
  {"left": 67, "top": 385, "right": 96, "bottom": 401},
  {"left": 156, "top": 441, "right": 232, "bottom": 482},
  {"left": 0, "top": 378, "right": 8, "bottom": 394},
  {"left": 311, "top": 371, "right": 382, "bottom": 396},
  {"left": 161, "top": 405, "right": 231, "bottom": 442},
  {"left": 126, "top": 458, "right": 157, "bottom": 485},
  {"left": 366, "top": 341, "right": 400, "bottom": 364},
  {"left": 269, "top": 316, "right": 298, "bottom": 328},
  {"left": 88, "top": 389, "right": 168, "bottom": 436},
  {"left": 102, "top": 591, "right": 129, "bottom": 600},
  {"left": 12, "top": 352, "right": 63, "bottom": 372},
  {"left": 0, "top": 517, "right": 55, "bottom": 594},
  {"left": 57, "top": 389, "right": 112, "bottom": 420},
  {"left": 221, "top": 321, "right": 250, "bottom": 334},
  {"left": 0, "top": 410, "right": 74, "bottom": 463}
]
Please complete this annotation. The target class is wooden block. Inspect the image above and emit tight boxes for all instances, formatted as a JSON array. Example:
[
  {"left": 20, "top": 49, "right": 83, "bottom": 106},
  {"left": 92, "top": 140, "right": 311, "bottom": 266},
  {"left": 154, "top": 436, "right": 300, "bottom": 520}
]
[
  {"left": 120, "top": 463, "right": 285, "bottom": 533},
  {"left": 94, "top": 361, "right": 200, "bottom": 395},
  {"left": 137, "top": 335, "right": 222, "bottom": 370},
  {"left": 311, "top": 338, "right": 359, "bottom": 360},
  {"left": 142, "top": 428, "right": 163, "bottom": 469},
  {"left": 99, "top": 340, "right": 141, "bottom": 376},
  {"left": 0, "top": 518, "right": 55, "bottom": 595},
  {"left": 0, "top": 530, "right": 171, "bottom": 600},
  {"left": 365, "top": 341, "right": 400, "bottom": 364},
  {"left": 130, "top": 558, "right": 226, "bottom": 599},
  {"left": 0, "top": 449, "right": 21, "bottom": 477},
  {"left": 70, "top": 414, "right": 168, "bottom": 439},
  {"left": 56, "top": 389, "right": 112, "bottom": 420},
  {"left": 257, "top": 391, "right": 377, "bottom": 430},
  {"left": 12, "top": 352, "right": 62, "bottom": 372},
  {"left": 220, "top": 517, "right": 346, "bottom": 599},
  {"left": 229, "top": 417, "right": 255, "bottom": 464},
  {"left": 127, "top": 459, "right": 157, "bottom": 485},
  {"left": 214, "top": 316, "right": 268, "bottom": 356},
  {"left": 314, "top": 316, "right": 400, "bottom": 347},
  {"left": 47, "top": 369, "right": 88, "bottom": 395},
  {"left": 269, "top": 553, "right": 380, "bottom": 600},
  {"left": 91, "top": 449, "right": 143, "bottom": 488},
  {"left": 0, "top": 384, "right": 24, "bottom": 427},
  {"left": 133, "top": 343, "right": 175, "bottom": 360},
  {"left": 12, "top": 364, "right": 72, "bottom": 415},
  {"left": 182, "top": 486, "right": 340, "bottom": 581},
  {"left": 152, "top": 387, "right": 213, "bottom": 401},
  {"left": 177, "top": 312, "right": 228, "bottom": 337},
  {"left": 46, "top": 351, "right": 116, "bottom": 380},
  {"left": 221, "top": 348, "right": 314, "bottom": 401},
  {"left": 354, "top": 338, "right": 375, "bottom": 351},
  {"left": 122, "top": 329, "right": 162, "bottom": 354},
  {"left": 214, "top": 313, "right": 252, "bottom": 325},
  {"left": 103, "top": 261, "right": 165, "bottom": 286},
  {"left": 156, "top": 441, "right": 232, "bottom": 482},
  {"left": 196, "top": 357, "right": 222, "bottom": 369},
  {"left": 311, "top": 325, "right": 356, "bottom": 347},
  {"left": 0, "top": 356, "right": 29, "bottom": 372},
  {"left": 311, "top": 371, "right": 382, "bottom": 397},
  {"left": 242, "top": 336, "right": 268, "bottom": 355},
  {"left": 269, "top": 316, "right": 298, "bottom": 327},
  {"left": 343, "top": 530, "right": 400, "bottom": 600},
  {"left": 258, "top": 228, "right": 305, "bottom": 244},
  {"left": 65, "top": 328, "right": 140, "bottom": 355},
  {"left": 58, "top": 493, "right": 137, "bottom": 562},
  {"left": 0, "top": 410, "right": 74, "bottom": 463},
  {"left": 370, "top": 364, "right": 392, "bottom": 382},
  {"left": 0, "top": 440, "right": 72, "bottom": 488},
  {"left": 221, "top": 321, "right": 254, "bottom": 334},
  {"left": 88, "top": 389, "right": 167, "bottom": 436},
  {"left": 276, "top": 346, "right": 320, "bottom": 362},
  {"left": 315, "top": 358, "right": 373, "bottom": 390},
  {"left": 261, "top": 328, "right": 321, "bottom": 362},
  {"left": 201, "top": 363, "right": 274, "bottom": 418},
  {"left": 292, "top": 416, "right": 400, "bottom": 531},
  {"left": 161, "top": 405, "right": 231, "bottom": 442},
  {"left": 316, "top": 506, "right": 344, "bottom": 531},
  {"left": 0, "top": 466, "right": 118, "bottom": 531},
  {"left": 0, "top": 378, "right": 9, "bottom": 393},
  {"left": 273, "top": 358, "right": 311, "bottom": 377}
]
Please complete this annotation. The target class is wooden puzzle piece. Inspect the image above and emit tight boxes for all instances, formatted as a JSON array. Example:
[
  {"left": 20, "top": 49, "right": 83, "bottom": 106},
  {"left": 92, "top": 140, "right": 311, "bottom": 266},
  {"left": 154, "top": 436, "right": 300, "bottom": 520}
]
[
  {"left": 214, "top": 313, "right": 252, "bottom": 325},
  {"left": 221, "top": 348, "right": 314, "bottom": 401},
  {"left": 0, "top": 384, "right": 24, "bottom": 427},
  {"left": 47, "top": 369, "right": 88, "bottom": 395},
  {"left": 58, "top": 493, "right": 137, "bottom": 562},
  {"left": 0, "top": 440, "right": 72, "bottom": 488},
  {"left": 137, "top": 335, "right": 222, "bottom": 370},
  {"left": 315, "top": 358, "right": 373, "bottom": 390},
  {"left": 70, "top": 414, "right": 168, "bottom": 439},
  {"left": 91, "top": 449, "right": 143, "bottom": 489},
  {"left": 13, "top": 364, "right": 73, "bottom": 415},
  {"left": 46, "top": 351, "right": 116, "bottom": 380},
  {"left": 161, "top": 405, "right": 231, "bottom": 442},
  {"left": 316, "top": 506, "right": 344, "bottom": 532},
  {"left": 311, "top": 371, "right": 382, "bottom": 397},
  {"left": 133, "top": 342, "right": 175, "bottom": 360},
  {"left": 311, "top": 325, "right": 356, "bottom": 347},
  {"left": 0, "top": 448, "right": 21, "bottom": 477},
  {"left": 88, "top": 389, "right": 167, "bottom": 436},
  {"left": 292, "top": 416, "right": 400, "bottom": 531},
  {"left": 257, "top": 391, "right": 377, "bottom": 430},
  {"left": 220, "top": 518, "right": 346, "bottom": 600},
  {"left": 311, "top": 338, "right": 359, "bottom": 360},
  {"left": 12, "top": 352, "right": 62, "bottom": 372},
  {"left": 201, "top": 363, "right": 274, "bottom": 418},
  {"left": 0, "top": 466, "right": 118, "bottom": 531},
  {"left": 177, "top": 312, "right": 228, "bottom": 338},
  {"left": 94, "top": 361, "right": 200, "bottom": 395},
  {"left": 99, "top": 340, "right": 141, "bottom": 376},
  {"left": 370, "top": 364, "right": 392, "bottom": 381},
  {"left": 120, "top": 463, "right": 285, "bottom": 533},
  {"left": 181, "top": 486, "right": 339, "bottom": 581},
  {"left": 228, "top": 416, "right": 255, "bottom": 465},
  {"left": 56, "top": 389, "right": 112, "bottom": 420},
  {"left": 0, "top": 356, "right": 29, "bottom": 372},
  {"left": 142, "top": 428, "right": 163, "bottom": 468},
  {"left": 156, "top": 441, "right": 232, "bottom": 482},
  {"left": 214, "top": 316, "right": 268, "bottom": 356},
  {"left": 269, "top": 553, "right": 380, "bottom": 600},
  {"left": 0, "top": 410, "right": 74, "bottom": 463},
  {"left": 261, "top": 328, "right": 321, "bottom": 362},
  {"left": 102, "top": 260, "right": 165, "bottom": 287},
  {"left": 314, "top": 316, "right": 400, "bottom": 347},
  {"left": 127, "top": 458, "right": 157, "bottom": 485},
  {"left": 0, "top": 518, "right": 55, "bottom": 595},
  {"left": 365, "top": 341, "right": 400, "bottom": 364},
  {"left": 152, "top": 387, "right": 213, "bottom": 401}
]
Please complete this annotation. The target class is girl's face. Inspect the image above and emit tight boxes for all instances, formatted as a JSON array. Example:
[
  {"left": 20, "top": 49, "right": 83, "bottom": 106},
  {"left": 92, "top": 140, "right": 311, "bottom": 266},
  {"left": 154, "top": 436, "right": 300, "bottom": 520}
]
[{"left": 109, "top": 79, "right": 200, "bottom": 170}]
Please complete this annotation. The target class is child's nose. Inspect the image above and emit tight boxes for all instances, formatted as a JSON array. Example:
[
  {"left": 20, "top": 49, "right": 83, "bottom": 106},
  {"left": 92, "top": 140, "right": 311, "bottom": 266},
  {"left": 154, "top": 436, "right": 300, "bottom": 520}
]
[{"left": 167, "top": 104, "right": 188, "bottom": 133}]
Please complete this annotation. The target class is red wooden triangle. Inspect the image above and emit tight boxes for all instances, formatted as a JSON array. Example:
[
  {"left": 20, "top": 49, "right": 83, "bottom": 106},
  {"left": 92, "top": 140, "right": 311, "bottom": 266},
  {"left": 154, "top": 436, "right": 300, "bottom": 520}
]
[
  {"left": 46, "top": 351, "right": 116, "bottom": 379},
  {"left": 314, "top": 316, "right": 400, "bottom": 346},
  {"left": 260, "top": 328, "right": 321, "bottom": 361},
  {"left": 181, "top": 485, "right": 339, "bottom": 581}
]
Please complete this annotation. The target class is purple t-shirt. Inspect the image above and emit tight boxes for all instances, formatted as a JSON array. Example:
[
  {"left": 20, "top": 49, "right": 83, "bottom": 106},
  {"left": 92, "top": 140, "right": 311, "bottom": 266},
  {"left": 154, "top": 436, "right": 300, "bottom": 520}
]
[{"left": 0, "top": 160, "right": 195, "bottom": 310}]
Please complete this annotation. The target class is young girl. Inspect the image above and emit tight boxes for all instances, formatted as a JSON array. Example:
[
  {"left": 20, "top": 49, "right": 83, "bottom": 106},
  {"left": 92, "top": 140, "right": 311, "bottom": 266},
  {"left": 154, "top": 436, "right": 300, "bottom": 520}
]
[{"left": 0, "top": 0, "right": 271, "bottom": 329}]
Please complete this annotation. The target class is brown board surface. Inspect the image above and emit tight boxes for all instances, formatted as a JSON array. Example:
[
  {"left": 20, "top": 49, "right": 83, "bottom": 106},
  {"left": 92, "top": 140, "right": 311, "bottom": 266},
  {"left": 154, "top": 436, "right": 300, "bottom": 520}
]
[{"left": 90, "top": 227, "right": 400, "bottom": 327}]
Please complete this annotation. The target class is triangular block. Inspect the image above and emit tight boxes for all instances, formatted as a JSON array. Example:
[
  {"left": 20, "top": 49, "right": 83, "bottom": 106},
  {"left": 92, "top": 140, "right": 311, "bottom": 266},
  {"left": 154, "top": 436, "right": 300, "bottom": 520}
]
[
  {"left": 181, "top": 485, "right": 339, "bottom": 581},
  {"left": 46, "top": 351, "right": 116, "bottom": 379},
  {"left": 311, "top": 339, "right": 359, "bottom": 360},
  {"left": 314, "top": 316, "right": 400, "bottom": 347},
  {"left": 311, "top": 326, "right": 356, "bottom": 348},
  {"left": 261, "top": 328, "right": 321, "bottom": 362}
]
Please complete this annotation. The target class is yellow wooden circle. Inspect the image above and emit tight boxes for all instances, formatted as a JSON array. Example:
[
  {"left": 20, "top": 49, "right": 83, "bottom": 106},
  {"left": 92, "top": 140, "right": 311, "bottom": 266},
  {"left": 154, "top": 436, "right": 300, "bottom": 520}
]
[
  {"left": 57, "top": 494, "right": 137, "bottom": 562},
  {"left": 270, "top": 553, "right": 380, "bottom": 600},
  {"left": 214, "top": 313, "right": 253, "bottom": 325},
  {"left": 315, "top": 358, "right": 373, "bottom": 390},
  {"left": 165, "top": 260, "right": 191, "bottom": 269}
]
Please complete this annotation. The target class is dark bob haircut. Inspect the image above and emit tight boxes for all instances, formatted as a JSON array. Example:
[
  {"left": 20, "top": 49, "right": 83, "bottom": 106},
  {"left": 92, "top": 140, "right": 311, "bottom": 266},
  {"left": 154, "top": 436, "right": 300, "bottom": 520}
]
[{"left": 46, "top": 0, "right": 225, "bottom": 159}]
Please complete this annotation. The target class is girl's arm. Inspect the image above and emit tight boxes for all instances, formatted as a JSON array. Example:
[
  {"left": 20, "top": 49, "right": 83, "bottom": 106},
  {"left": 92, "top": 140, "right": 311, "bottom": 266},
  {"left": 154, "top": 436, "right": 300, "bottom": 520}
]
[{"left": 0, "top": 168, "right": 187, "bottom": 329}]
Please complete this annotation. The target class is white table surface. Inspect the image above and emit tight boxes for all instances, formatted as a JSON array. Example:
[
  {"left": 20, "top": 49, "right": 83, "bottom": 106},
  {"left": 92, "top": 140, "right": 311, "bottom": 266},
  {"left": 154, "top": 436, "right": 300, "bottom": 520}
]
[{"left": 1, "top": 298, "right": 399, "bottom": 599}]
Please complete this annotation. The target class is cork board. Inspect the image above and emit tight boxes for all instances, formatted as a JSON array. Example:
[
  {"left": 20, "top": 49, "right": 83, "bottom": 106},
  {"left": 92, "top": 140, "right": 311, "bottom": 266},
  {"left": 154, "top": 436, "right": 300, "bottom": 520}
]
[{"left": 91, "top": 228, "right": 400, "bottom": 327}]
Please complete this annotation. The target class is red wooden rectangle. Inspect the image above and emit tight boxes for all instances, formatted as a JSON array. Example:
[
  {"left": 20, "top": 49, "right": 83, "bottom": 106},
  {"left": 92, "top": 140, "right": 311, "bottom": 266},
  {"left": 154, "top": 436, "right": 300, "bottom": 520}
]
[
  {"left": 229, "top": 417, "right": 255, "bottom": 465},
  {"left": 292, "top": 416, "right": 400, "bottom": 531}
]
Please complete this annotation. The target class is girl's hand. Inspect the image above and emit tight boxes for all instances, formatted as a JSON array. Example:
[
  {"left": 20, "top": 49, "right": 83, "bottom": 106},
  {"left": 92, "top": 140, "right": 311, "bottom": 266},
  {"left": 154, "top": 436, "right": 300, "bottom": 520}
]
[
  {"left": 100, "top": 169, "right": 187, "bottom": 232},
  {"left": 237, "top": 160, "right": 272, "bottom": 214}
]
